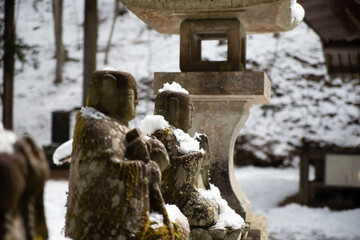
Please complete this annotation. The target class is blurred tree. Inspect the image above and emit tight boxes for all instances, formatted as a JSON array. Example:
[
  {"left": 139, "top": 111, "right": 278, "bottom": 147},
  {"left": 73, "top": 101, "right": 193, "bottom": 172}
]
[
  {"left": 83, "top": 0, "right": 97, "bottom": 105},
  {"left": 2, "top": 0, "right": 15, "bottom": 130},
  {"left": 52, "top": 0, "right": 67, "bottom": 84},
  {"left": 1, "top": 1, "right": 40, "bottom": 129},
  {"left": 104, "top": 0, "right": 127, "bottom": 65}
]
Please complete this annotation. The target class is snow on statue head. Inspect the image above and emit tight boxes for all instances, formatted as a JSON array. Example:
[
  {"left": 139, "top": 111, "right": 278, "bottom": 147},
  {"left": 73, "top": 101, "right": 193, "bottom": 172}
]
[
  {"left": 86, "top": 70, "right": 138, "bottom": 125},
  {"left": 155, "top": 82, "right": 193, "bottom": 132}
]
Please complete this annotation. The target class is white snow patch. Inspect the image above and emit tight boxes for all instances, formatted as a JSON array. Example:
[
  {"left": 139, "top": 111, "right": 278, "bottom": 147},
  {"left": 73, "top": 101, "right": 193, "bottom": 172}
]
[
  {"left": 102, "top": 65, "right": 118, "bottom": 71},
  {"left": 52, "top": 139, "right": 73, "bottom": 165},
  {"left": 165, "top": 204, "right": 188, "bottom": 226},
  {"left": 173, "top": 129, "right": 205, "bottom": 154},
  {"left": 198, "top": 184, "right": 245, "bottom": 229},
  {"left": 44, "top": 180, "right": 70, "bottom": 240},
  {"left": 139, "top": 115, "right": 170, "bottom": 136},
  {"left": 290, "top": 0, "right": 305, "bottom": 25},
  {"left": 80, "top": 107, "right": 110, "bottom": 120},
  {"left": 150, "top": 212, "right": 164, "bottom": 229},
  {"left": 158, "top": 82, "right": 189, "bottom": 94},
  {"left": 235, "top": 166, "right": 300, "bottom": 210},
  {"left": 267, "top": 203, "right": 360, "bottom": 240},
  {"left": 0, "top": 123, "right": 17, "bottom": 154}
]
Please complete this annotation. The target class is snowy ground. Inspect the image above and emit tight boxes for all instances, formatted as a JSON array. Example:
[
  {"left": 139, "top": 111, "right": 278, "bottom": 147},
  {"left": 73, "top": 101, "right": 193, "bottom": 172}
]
[
  {"left": 1, "top": 0, "right": 358, "bottom": 163},
  {"left": 44, "top": 166, "right": 360, "bottom": 240}
]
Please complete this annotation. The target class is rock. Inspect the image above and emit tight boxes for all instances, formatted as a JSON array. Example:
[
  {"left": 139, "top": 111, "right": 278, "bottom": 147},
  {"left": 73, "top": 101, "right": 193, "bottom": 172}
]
[{"left": 190, "top": 228, "right": 212, "bottom": 240}]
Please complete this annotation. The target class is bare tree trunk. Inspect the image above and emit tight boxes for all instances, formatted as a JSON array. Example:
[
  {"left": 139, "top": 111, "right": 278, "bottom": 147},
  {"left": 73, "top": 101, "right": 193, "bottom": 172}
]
[
  {"left": 83, "top": 0, "right": 97, "bottom": 105},
  {"left": 3, "top": 0, "right": 15, "bottom": 130},
  {"left": 104, "top": 0, "right": 119, "bottom": 65},
  {"left": 52, "top": 0, "right": 65, "bottom": 84}
]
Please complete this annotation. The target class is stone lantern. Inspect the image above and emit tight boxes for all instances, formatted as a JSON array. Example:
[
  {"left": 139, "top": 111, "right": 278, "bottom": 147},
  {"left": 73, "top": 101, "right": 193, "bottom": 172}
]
[{"left": 121, "top": 1, "right": 304, "bottom": 239}]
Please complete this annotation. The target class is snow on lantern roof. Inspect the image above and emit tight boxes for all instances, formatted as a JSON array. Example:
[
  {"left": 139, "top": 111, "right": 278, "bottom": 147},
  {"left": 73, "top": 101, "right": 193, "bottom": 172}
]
[{"left": 121, "top": 0, "right": 304, "bottom": 34}]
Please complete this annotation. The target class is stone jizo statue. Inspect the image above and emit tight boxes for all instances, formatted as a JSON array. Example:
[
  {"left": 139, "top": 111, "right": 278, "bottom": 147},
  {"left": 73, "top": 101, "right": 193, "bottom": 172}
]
[
  {"left": 0, "top": 134, "right": 50, "bottom": 240},
  {"left": 65, "top": 71, "right": 185, "bottom": 240},
  {"left": 152, "top": 90, "right": 218, "bottom": 227}
]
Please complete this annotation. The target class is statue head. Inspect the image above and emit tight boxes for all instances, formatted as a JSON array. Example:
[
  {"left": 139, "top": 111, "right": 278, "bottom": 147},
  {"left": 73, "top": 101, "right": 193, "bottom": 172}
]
[
  {"left": 154, "top": 91, "right": 193, "bottom": 132},
  {"left": 87, "top": 70, "right": 138, "bottom": 125}
]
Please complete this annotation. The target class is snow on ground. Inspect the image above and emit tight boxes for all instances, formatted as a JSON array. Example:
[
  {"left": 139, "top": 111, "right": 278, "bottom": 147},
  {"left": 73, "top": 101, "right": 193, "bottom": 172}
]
[
  {"left": 235, "top": 167, "right": 360, "bottom": 240},
  {"left": 44, "top": 180, "right": 69, "bottom": 240},
  {"left": 44, "top": 167, "right": 360, "bottom": 240}
]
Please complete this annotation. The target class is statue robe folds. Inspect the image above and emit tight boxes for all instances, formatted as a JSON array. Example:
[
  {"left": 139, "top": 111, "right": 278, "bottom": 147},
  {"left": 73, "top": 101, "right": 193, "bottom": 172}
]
[{"left": 66, "top": 108, "right": 154, "bottom": 240}]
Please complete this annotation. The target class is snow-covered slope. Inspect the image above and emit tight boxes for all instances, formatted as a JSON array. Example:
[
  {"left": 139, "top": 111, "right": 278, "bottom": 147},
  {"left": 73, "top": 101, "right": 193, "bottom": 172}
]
[{"left": 0, "top": 0, "right": 359, "bottom": 164}]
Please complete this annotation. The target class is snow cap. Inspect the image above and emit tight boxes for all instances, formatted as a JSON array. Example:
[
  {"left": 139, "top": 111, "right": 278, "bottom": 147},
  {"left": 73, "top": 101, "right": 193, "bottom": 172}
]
[
  {"left": 158, "top": 82, "right": 189, "bottom": 94},
  {"left": 140, "top": 115, "right": 170, "bottom": 136},
  {"left": 102, "top": 65, "right": 118, "bottom": 71},
  {"left": 173, "top": 129, "right": 205, "bottom": 154}
]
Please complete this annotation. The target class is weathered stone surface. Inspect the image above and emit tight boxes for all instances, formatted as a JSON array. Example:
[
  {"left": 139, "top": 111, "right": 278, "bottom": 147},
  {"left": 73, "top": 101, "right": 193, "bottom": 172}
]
[
  {"left": 190, "top": 228, "right": 212, "bottom": 240},
  {"left": 208, "top": 228, "right": 229, "bottom": 240},
  {"left": 197, "top": 133, "right": 211, "bottom": 189},
  {"left": 0, "top": 136, "right": 50, "bottom": 240},
  {"left": 154, "top": 72, "right": 271, "bottom": 105},
  {"left": 193, "top": 224, "right": 251, "bottom": 240},
  {"left": 65, "top": 112, "right": 151, "bottom": 239},
  {"left": 152, "top": 91, "right": 219, "bottom": 228},
  {"left": 65, "top": 70, "right": 178, "bottom": 240},
  {"left": 180, "top": 19, "right": 246, "bottom": 72},
  {"left": 167, "top": 208, "right": 190, "bottom": 240},
  {"left": 153, "top": 127, "right": 219, "bottom": 227},
  {"left": 147, "top": 137, "right": 170, "bottom": 172},
  {"left": 154, "top": 72, "right": 270, "bottom": 239},
  {"left": 224, "top": 229, "right": 242, "bottom": 240},
  {"left": 154, "top": 91, "right": 193, "bottom": 132},
  {"left": 247, "top": 212, "right": 268, "bottom": 240},
  {"left": 121, "top": 0, "right": 304, "bottom": 34}
]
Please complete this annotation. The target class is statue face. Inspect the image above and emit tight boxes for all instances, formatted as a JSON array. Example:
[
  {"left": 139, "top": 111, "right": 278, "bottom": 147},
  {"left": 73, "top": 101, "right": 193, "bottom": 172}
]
[
  {"left": 154, "top": 91, "right": 193, "bottom": 132},
  {"left": 122, "top": 88, "right": 138, "bottom": 121},
  {"left": 179, "top": 103, "right": 193, "bottom": 132},
  {"left": 87, "top": 71, "right": 139, "bottom": 124},
  {"left": 110, "top": 85, "right": 138, "bottom": 124}
]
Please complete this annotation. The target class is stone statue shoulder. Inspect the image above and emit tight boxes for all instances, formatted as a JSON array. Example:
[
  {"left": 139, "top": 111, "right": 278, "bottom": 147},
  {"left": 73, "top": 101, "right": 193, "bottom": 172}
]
[
  {"left": 72, "top": 107, "right": 128, "bottom": 162},
  {"left": 151, "top": 126, "right": 180, "bottom": 158}
]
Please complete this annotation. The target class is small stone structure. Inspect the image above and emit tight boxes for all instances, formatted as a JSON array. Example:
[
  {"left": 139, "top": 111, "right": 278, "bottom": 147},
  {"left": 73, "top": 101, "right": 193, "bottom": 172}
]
[
  {"left": 121, "top": 0, "right": 304, "bottom": 34},
  {"left": 65, "top": 71, "right": 188, "bottom": 240},
  {"left": 152, "top": 91, "right": 218, "bottom": 227},
  {"left": 298, "top": 141, "right": 360, "bottom": 209},
  {"left": 147, "top": 89, "right": 250, "bottom": 240},
  {"left": 120, "top": 1, "right": 305, "bottom": 239},
  {"left": 0, "top": 130, "right": 50, "bottom": 240}
]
